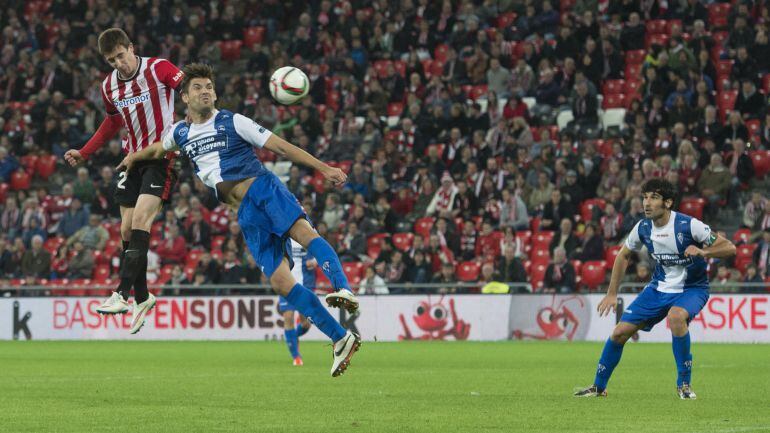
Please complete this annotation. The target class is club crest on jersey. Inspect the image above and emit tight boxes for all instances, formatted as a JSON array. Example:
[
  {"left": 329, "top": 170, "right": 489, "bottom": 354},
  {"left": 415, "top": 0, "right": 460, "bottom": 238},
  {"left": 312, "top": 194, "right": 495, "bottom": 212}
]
[
  {"left": 178, "top": 126, "right": 189, "bottom": 136},
  {"left": 677, "top": 232, "right": 684, "bottom": 245},
  {"left": 218, "top": 125, "right": 226, "bottom": 132}
]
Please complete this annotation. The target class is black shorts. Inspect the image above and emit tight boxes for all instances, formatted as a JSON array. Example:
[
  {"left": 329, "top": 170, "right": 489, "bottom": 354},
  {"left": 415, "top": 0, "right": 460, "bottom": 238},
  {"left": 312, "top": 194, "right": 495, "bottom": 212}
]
[{"left": 114, "top": 159, "right": 178, "bottom": 208}]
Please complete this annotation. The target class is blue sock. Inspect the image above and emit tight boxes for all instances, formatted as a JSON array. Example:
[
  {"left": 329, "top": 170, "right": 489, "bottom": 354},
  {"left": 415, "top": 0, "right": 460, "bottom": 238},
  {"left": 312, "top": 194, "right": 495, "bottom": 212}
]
[
  {"left": 672, "top": 333, "right": 692, "bottom": 387},
  {"left": 284, "top": 328, "right": 299, "bottom": 358},
  {"left": 297, "top": 322, "right": 310, "bottom": 337},
  {"left": 594, "top": 338, "right": 625, "bottom": 391},
  {"left": 285, "top": 283, "right": 346, "bottom": 342},
  {"left": 307, "top": 237, "right": 350, "bottom": 291}
]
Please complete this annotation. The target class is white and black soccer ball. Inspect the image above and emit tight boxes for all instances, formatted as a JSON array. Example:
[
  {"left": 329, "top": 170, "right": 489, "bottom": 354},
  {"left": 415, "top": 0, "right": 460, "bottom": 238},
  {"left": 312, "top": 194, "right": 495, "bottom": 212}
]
[{"left": 269, "top": 66, "right": 309, "bottom": 105}]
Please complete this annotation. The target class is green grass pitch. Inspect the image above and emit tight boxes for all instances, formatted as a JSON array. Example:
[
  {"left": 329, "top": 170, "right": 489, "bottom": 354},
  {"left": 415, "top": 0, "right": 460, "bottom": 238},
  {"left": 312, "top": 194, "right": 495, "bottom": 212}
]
[{"left": 1, "top": 340, "right": 768, "bottom": 432}]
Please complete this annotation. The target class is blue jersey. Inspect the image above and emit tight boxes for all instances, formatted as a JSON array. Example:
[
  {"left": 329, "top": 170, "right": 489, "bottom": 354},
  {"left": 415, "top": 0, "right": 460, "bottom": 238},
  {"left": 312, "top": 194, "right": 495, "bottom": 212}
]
[
  {"left": 625, "top": 211, "right": 716, "bottom": 293},
  {"left": 162, "top": 109, "right": 272, "bottom": 196}
]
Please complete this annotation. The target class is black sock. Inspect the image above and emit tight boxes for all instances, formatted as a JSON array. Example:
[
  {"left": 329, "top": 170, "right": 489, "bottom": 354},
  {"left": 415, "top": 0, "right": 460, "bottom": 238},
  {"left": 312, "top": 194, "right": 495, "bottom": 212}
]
[
  {"left": 128, "top": 229, "right": 151, "bottom": 304},
  {"left": 117, "top": 241, "right": 130, "bottom": 300}
]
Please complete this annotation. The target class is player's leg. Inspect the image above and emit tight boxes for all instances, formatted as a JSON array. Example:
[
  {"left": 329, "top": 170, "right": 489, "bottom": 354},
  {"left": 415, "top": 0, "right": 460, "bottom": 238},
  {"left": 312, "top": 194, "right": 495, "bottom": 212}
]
[
  {"left": 297, "top": 314, "right": 311, "bottom": 336},
  {"left": 288, "top": 218, "right": 358, "bottom": 312},
  {"left": 669, "top": 289, "right": 708, "bottom": 399},
  {"left": 126, "top": 193, "right": 163, "bottom": 334},
  {"left": 270, "top": 257, "right": 360, "bottom": 376},
  {"left": 279, "top": 298, "right": 302, "bottom": 364},
  {"left": 96, "top": 205, "right": 133, "bottom": 314}
]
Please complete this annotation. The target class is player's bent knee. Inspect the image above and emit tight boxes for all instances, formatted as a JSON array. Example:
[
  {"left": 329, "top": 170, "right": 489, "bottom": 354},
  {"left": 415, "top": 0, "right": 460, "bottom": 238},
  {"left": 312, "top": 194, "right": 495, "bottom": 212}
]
[
  {"left": 667, "top": 308, "right": 689, "bottom": 325},
  {"left": 288, "top": 219, "right": 319, "bottom": 248},
  {"left": 610, "top": 323, "right": 636, "bottom": 344}
]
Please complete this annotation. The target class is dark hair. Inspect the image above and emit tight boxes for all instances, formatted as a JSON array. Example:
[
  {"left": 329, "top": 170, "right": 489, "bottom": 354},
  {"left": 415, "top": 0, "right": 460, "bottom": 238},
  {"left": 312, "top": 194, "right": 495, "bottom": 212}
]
[
  {"left": 98, "top": 28, "right": 131, "bottom": 55},
  {"left": 642, "top": 178, "right": 677, "bottom": 208},
  {"left": 180, "top": 63, "right": 215, "bottom": 94}
]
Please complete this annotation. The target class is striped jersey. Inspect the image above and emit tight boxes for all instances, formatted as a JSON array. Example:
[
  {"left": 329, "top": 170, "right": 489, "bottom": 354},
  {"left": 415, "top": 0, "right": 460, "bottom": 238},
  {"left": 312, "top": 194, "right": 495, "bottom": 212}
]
[
  {"left": 100, "top": 56, "right": 183, "bottom": 154},
  {"left": 625, "top": 211, "right": 716, "bottom": 293},
  {"left": 161, "top": 109, "right": 272, "bottom": 193}
]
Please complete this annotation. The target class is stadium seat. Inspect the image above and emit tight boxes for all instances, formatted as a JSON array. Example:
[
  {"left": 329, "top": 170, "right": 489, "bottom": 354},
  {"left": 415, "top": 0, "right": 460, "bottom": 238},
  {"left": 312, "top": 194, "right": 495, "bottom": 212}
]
[
  {"left": 469, "top": 85, "right": 488, "bottom": 100},
  {"left": 516, "top": 230, "right": 532, "bottom": 252},
  {"left": 732, "top": 229, "right": 751, "bottom": 245},
  {"left": 749, "top": 150, "right": 770, "bottom": 179},
  {"left": 421, "top": 59, "right": 433, "bottom": 78},
  {"left": 646, "top": 33, "right": 669, "bottom": 49},
  {"left": 763, "top": 74, "right": 770, "bottom": 94},
  {"left": 496, "top": 11, "right": 516, "bottom": 28},
  {"left": 374, "top": 60, "right": 391, "bottom": 78},
  {"left": 734, "top": 257, "right": 753, "bottom": 275},
  {"left": 530, "top": 216, "right": 541, "bottom": 232},
  {"left": 556, "top": 110, "right": 574, "bottom": 130},
  {"left": 243, "top": 26, "right": 265, "bottom": 47},
  {"left": 387, "top": 102, "right": 404, "bottom": 117},
  {"left": 645, "top": 19, "right": 667, "bottom": 35},
  {"left": 219, "top": 40, "right": 242, "bottom": 61},
  {"left": 392, "top": 232, "right": 414, "bottom": 252},
  {"left": 624, "top": 63, "right": 643, "bottom": 80},
  {"left": 186, "top": 250, "right": 203, "bottom": 267},
  {"left": 531, "top": 231, "right": 555, "bottom": 250},
  {"left": 342, "top": 262, "right": 365, "bottom": 281},
  {"left": 580, "top": 198, "right": 606, "bottom": 223},
  {"left": 602, "top": 108, "right": 626, "bottom": 130},
  {"left": 20, "top": 155, "right": 39, "bottom": 173},
  {"left": 36, "top": 155, "right": 57, "bottom": 180},
  {"left": 394, "top": 60, "right": 406, "bottom": 77},
  {"left": 414, "top": 217, "right": 435, "bottom": 239},
  {"left": 529, "top": 262, "right": 548, "bottom": 291},
  {"left": 736, "top": 244, "right": 757, "bottom": 261},
  {"left": 571, "top": 260, "right": 583, "bottom": 277},
  {"left": 746, "top": 119, "right": 761, "bottom": 141},
  {"left": 93, "top": 250, "right": 109, "bottom": 266},
  {"left": 602, "top": 93, "right": 628, "bottom": 109},
  {"left": 581, "top": 261, "right": 607, "bottom": 290},
  {"left": 434, "top": 44, "right": 450, "bottom": 63},
  {"left": 679, "top": 198, "right": 706, "bottom": 220},
  {"left": 92, "top": 265, "right": 111, "bottom": 282},
  {"left": 625, "top": 80, "right": 642, "bottom": 97},
  {"left": 530, "top": 248, "right": 551, "bottom": 265},
  {"left": 602, "top": 79, "right": 625, "bottom": 95},
  {"left": 315, "top": 266, "right": 332, "bottom": 290},
  {"left": 456, "top": 261, "right": 480, "bottom": 282},
  {"left": 625, "top": 50, "right": 646, "bottom": 66},
  {"left": 43, "top": 236, "right": 64, "bottom": 254},
  {"left": 716, "top": 60, "right": 733, "bottom": 78},
  {"left": 604, "top": 245, "right": 623, "bottom": 270},
  {"left": 708, "top": 2, "right": 731, "bottom": 28},
  {"left": 366, "top": 233, "right": 390, "bottom": 259},
  {"left": 10, "top": 170, "right": 30, "bottom": 190},
  {"left": 325, "top": 90, "right": 341, "bottom": 112}
]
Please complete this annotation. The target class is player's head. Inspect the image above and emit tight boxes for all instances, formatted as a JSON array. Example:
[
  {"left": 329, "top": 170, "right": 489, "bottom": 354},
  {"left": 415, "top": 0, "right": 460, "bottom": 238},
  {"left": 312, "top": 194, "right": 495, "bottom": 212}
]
[
  {"left": 641, "top": 178, "right": 676, "bottom": 218},
  {"left": 180, "top": 63, "right": 217, "bottom": 112},
  {"left": 98, "top": 28, "right": 136, "bottom": 77}
]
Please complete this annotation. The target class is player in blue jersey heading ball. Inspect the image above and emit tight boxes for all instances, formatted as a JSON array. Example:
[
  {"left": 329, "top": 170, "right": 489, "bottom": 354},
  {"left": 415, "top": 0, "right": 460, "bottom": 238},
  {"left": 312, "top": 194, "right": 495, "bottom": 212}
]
[
  {"left": 574, "top": 178, "right": 736, "bottom": 399},
  {"left": 118, "top": 63, "right": 360, "bottom": 377}
]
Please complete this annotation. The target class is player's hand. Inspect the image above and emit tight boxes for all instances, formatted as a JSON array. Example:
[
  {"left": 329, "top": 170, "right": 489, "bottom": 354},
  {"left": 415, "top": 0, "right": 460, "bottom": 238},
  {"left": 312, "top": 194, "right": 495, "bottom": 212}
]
[
  {"left": 684, "top": 245, "right": 705, "bottom": 258},
  {"left": 64, "top": 149, "right": 85, "bottom": 167},
  {"left": 116, "top": 153, "right": 135, "bottom": 172},
  {"left": 322, "top": 165, "right": 347, "bottom": 187},
  {"left": 597, "top": 293, "right": 618, "bottom": 317}
]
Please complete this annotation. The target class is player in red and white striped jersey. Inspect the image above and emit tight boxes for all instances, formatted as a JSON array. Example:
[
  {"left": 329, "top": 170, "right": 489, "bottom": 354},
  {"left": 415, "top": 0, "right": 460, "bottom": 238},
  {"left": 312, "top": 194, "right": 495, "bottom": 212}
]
[{"left": 63, "top": 28, "right": 183, "bottom": 332}]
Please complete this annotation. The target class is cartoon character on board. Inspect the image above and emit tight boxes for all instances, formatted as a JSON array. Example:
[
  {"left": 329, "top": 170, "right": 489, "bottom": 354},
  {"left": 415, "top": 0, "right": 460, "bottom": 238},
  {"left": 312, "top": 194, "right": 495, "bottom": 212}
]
[
  {"left": 512, "top": 295, "right": 584, "bottom": 340},
  {"left": 399, "top": 295, "right": 470, "bottom": 340}
]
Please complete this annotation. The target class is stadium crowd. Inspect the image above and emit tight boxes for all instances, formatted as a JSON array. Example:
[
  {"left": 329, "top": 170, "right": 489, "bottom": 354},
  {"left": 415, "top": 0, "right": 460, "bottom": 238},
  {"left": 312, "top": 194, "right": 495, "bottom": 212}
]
[{"left": 1, "top": 0, "right": 769, "bottom": 295}]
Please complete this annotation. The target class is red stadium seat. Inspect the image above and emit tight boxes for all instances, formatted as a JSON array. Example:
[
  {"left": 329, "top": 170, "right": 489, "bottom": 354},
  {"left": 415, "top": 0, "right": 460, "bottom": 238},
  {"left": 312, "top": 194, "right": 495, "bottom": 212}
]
[
  {"left": 43, "top": 236, "right": 64, "bottom": 254},
  {"left": 530, "top": 216, "right": 541, "bottom": 232},
  {"left": 763, "top": 74, "right": 770, "bottom": 94},
  {"left": 625, "top": 80, "right": 642, "bottom": 97},
  {"left": 20, "top": 155, "right": 39, "bottom": 173},
  {"left": 92, "top": 265, "right": 111, "bottom": 282},
  {"left": 531, "top": 231, "right": 555, "bottom": 250},
  {"left": 392, "top": 232, "right": 414, "bottom": 252},
  {"left": 186, "top": 250, "right": 203, "bottom": 267},
  {"left": 325, "top": 91, "right": 341, "bottom": 112},
  {"left": 387, "top": 102, "right": 404, "bottom": 117},
  {"left": 103, "top": 238, "right": 121, "bottom": 258},
  {"left": 625, "top": 50, "right": 646, "bottom": 66},
  {"left": 530, "top": 248, "right": 551, "bottom": 265},
  {"left": 516, "top": 230, "right": 532, "bottom": 252},
  {"left": 736, "top": 244, "right": 757, "bottom": 261},
  {"left": 219, "top": 40, "right": 242, "bottom": 61},
  {"left": 434, "top": 44, "right": 450, "bottom": 63},
  {"left": 529, "top": 262, "right": 548, "bottom": 291},
  {"left": 665, "top": 19, "right": 682, "bottom": 36},
  {"left": 646, "top": 19, "right": 668, "bottom": 35},
  {"left": 625, "top": 63, "right": 643, "bottom": 80},
  {"left": 716, "top": 60, "right": 733, "bottom": 77},
  {"left": 571, "top": 260, "right": 583, "bottom": 277},
  {"left": 393, "top": 60, "right": 406, "bottom": 78},
  {"left": 496, "top": 11, "right": 516, "bottom": 28},
  {"left": 430, "top": 60, "right": 444, "bottom": 77},
  {"left": 580, "top": 198, "right": 606, "bottom": 223},
  {"left": 646, "top": 33, "right": 669, "bottom": 49},
  {"left": 456, "top": 261, "right": 480, "bottom": 282},
  {"left": 36, "top": 155, "right": 57, "bottom": 180},
  {"left": 734, "top": 257, "right": 753, "bottom": 275},
  {"left": 602, "top": 79, "right": 625, "bottom": 95},
  {"left": 581, "top": 261, "right": 607, "bottom": 290},
  {"left": 243, "top": 26, "right": 265, "bottom": 47},
  {"left": 421, "top": 59, "right": 434, "bottom": 78},
  {"left": 708, "top": 3, "right": 731, "bottom": 28},
  {"left": 749, "top": 150, "right": 770, "bottom": 179},
  {"left": 414, "top": 217, "right": 435, "bottom": 239},
  {"left": 679, "top": 198, "right": 706, "bottom": 220},
  {"left": 0, "top": 182, "right": 9, "bottom": 203},
  {"left": 602, "top": 93, "right": 628, "bottom": 109},
  {"left": 93, "top": 250, "right": 110, "bottom": 266},
  {"left": 366, "top": 233, "right": 390, "bottom": 259},
  {"left": 746, "top": 119, "right": 761, "bottom": 141},
  {"left": 315, "top": 266, "right": 332, "bottom": 290},
  {"left": 342, "top": 262, "right": 365, "bottom": 282},
  {"left": 469, "top": 85, "right": 488, "bottom": 100},
  {"left": 732, "top": 229, "right": 752, "bottom": 245},
  {"left": 604, "top": 246, "right": 623, "bottom": 270},
  {"left": 374, "top": 60, "right": 391, "bottom": 78},
  {"left": 10, "top": 170, "right": 30, "bottom": 190}
]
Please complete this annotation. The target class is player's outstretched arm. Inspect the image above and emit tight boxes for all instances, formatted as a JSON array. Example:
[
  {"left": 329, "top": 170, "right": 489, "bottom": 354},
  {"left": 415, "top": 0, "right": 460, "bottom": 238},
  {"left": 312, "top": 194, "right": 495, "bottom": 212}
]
[
  {"left": 263, "top": 135, "right": 347, "bottom": 186},
  {"left": 598, "top": 245, "right": 633, "bottom": 317},
  {"left": 64, "top": 115, "right": 123, "bottom": 166},
  {"left": 116, "top": 140, "right": 169, "bottom": 172},
  {"left": 684, "top": 234, "right": 737, "bottom": 259}
]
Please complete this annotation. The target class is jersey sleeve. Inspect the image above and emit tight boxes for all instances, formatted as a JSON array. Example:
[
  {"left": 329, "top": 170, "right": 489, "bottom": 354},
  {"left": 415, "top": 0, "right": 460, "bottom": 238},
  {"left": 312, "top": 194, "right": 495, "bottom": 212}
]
[
  {"left": 624, "top": 221, "right": 644, "bottom": 252},
  {"left": 100, "top": 86, "right": 119, "bottom": 116},
  {"left": 161, "top": 124, "right": 180, "bottom": 151},
  {"left": 690, "top": 218, "right": 716, "bottom": 247},
  {"left": 233, "top": 113, "right": 272, "bottom": 148},
  {"left": 154, "top": 59, "right": 185, "bottom": 90}
]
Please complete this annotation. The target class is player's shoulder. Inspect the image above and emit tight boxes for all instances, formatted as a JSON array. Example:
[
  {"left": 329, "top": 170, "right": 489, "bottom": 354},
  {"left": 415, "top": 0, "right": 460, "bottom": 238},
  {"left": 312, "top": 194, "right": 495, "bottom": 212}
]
[
  {"left": 633, "top": 218, "right": 652, "bottom": 236},
  {"left": 170, "top": 120, "right": 190, "bottom": 138},
  {"left": 101, "top": 69, "right": 117, "bottom": 86}
]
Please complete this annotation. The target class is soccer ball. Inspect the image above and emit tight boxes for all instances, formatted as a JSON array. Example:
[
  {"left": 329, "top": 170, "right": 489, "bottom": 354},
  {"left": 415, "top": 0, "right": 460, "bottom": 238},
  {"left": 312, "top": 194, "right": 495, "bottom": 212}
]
[{"left": 269, "top": 66, "right": 310, "bottom": 105}]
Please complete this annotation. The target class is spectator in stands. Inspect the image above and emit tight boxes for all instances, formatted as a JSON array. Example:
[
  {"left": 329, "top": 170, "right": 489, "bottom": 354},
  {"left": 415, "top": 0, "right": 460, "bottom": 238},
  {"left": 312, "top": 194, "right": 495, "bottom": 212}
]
[
  {"left": 719, "top": 112, "right": 749, "bottom": 152},
  {"left": 220, "top": 250, "right": 247, "bottom": 286},
  {"left": 0, "top": 238, "right": 13, "bottom": 276},
  {"left": 458, "top": 220, "right": 478, "bottom": 261},
  {"left": 623, "top": 261, "right": 652, "bottom": 286},
  {"left": 66, "top": 214, "right": 108, "bottom": 251},
  {"left": 68, "top": 241, "right": 94, "bottom": 279},
  {"left": 731, "top": 46, "right": 757, "bottom": 84},
  {"left": 620, "top": 12, "right": 645, "bottom": 51},
  {"left": 72, "top": 167, "right": 96, "bottom": 206},
  {"left": 196, "top": 251, "right": 222, "bottom": 284},
  {"left": 337, "top": 221, "right": 366, "bottom": 262},
  {"left": 21, "top": 216, "right": 47, "bottom": 248},
  {"left": 156, "top": 224, "right": 187, "bottom": 265},
  {"left": 321, "top": 193, "right": 345, "bottom": 229},
  {"left": 0, "top": 146, "right": 19, "bottom": 182},
  {"left": 474, "top": 220, "right": 500, "bottom": 262},
  {"left": 621, "top": 197, "right": 645, "bottom": 235},
  {"left": 742, "top": 192, "right": 767, "bottom": 230},
  {"left": 498, "top": 245, "right": 527, "bottom": 285},
  {"left": 600, "top": 203, "right": 624, "bottom": 243},
  {"left": 534, "top": 68, "right": 560, "bottom": 108},
  {"left": 713, "top": 263, "right": 740, "bottom": 292},
  {"left": 57, "top": 198, "right": 88, "bottom": 238},
  {"left": 146, "top": 249, "right": 160, "bottom": 284},
  {"left": 431, "top": 261, "right": 458, "bottom": 294},
  {"left": 499, "top": 188, "right": 529, "bottom": 231},
  {"left": 735, "top": 80, "right": 764, "bottom": 120},
  {"left": 1, "top": 197, "right": 22, "bottom": 240},
  {"left": 576, "top": 222, "right": 606, "bottom": 262},
  {"left": 184, "top": 208, "right": 212, "bottom": 251},
  {"left": 543, "top": 246, "right": 576, "bottom": 294},
  {"left": 753, "top": 228, "right": 770, "bottom": 279},
  {"left": 21, "top": 197, "right": 48, "bottom": 235},
  {"left": 528, "top": 171, "right": 554, "bottom": 212},
  {"left": 698, "top": 153, "right": 732, "bottom": 221},
  {"left": 550, "top": 218, "right": 579, "bottom": 257},
  {"left": 741, "top": 264, "right": 765, "bottom": 292},
  {"left": 509, "top": 58, "right": 535, "bottom": 96},
  {"left": 426, "top": 172, "right": 458, "bottom": 217},
  {"left": 487, "top": 57, "right": 510, "bottom": 97},
  {"left": 478, "top": 262, "right": 500, "bottom": 286},
  {"left": 21, "top": 235, "right": 51, "bottom": 279},
  {"left": 541, "top": 189, "right": 575, "bottom": 231},
  {"left": 385, "top": 250, "right": 408, "bottom": 287},
  {"left": 725, "top": 139, "right": 755, "bottom": 187},
  {"left": 405, "top": 250, "right": 431, "bottom": 286},
  {"left": 360, "top": 266, "right": 389, "bottom": 295}
]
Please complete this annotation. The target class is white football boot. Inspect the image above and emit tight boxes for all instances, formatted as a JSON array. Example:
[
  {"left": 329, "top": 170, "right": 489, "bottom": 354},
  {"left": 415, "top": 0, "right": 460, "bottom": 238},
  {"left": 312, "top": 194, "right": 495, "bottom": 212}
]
[
  {"left": 96, "top": 292, "right": 130, "bottom": 315},
  {"left": 325, "top": 289, "right": 359, "bottom": 313},
  {"left": 331, "top": 330, "right": 361, "bottom": 377},
  {"left": 129, "top": 294, "right": 157, "bottom": 334}
]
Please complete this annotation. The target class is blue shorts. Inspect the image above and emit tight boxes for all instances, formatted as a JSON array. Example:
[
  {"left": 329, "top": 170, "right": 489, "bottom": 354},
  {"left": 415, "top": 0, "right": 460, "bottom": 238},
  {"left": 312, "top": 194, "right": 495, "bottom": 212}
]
[
  {"left": 620, "top": 286, "right": 709, "bottom": 332},
  {"left": 277, "top": 296, "right": 295, "bottom": 313},
  {"left": 237, "top": 173, "right": 306, "bottom": 278}
]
